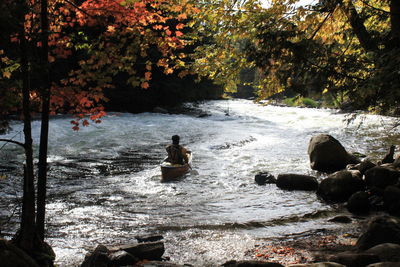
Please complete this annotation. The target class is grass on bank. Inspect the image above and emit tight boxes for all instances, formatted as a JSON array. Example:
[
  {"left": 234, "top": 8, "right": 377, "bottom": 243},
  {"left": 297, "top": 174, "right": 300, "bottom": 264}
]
[{"left": 283, "top": 96, "right": 320, "bottom": 108}]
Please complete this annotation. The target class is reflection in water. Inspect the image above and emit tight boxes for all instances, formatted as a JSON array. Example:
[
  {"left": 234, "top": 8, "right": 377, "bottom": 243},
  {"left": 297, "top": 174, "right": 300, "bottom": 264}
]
[{"left": 0, "top": 100, "right": 398, "bottom": 266}]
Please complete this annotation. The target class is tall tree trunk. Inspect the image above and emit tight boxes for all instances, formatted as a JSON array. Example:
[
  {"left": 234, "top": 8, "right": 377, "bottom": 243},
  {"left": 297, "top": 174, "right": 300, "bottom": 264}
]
[
  {"left": 19, "top": 5, "right": 36, "bottom": 251},
  {"left": 390, "top": 0, "right": 400, "bottom": 44},
  {"left": 37, "top": 0, "right": 50, "bottom": 241},
  {"left": 338, "top": 0, "right": 378, "bottom": 52}
]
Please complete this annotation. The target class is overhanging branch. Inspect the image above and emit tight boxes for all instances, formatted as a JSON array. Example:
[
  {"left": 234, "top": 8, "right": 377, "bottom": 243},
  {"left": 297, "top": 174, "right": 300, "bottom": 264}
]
[{"left": 0, "top": 139, "right": 26, "bottom": 149}]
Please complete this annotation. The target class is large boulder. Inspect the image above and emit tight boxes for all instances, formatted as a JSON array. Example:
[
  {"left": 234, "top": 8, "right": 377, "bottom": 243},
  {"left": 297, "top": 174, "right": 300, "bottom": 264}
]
[
  {"left": 365, "top": 243, "right": 400, "bottom": 262},
  {"left": 347, "top": 191, "right": 370, "bottom": 214},
  {"left": 276, "top": 174, "right": 318, "bottom": 191},
  {"left": 365, "top": 166, "right": 400, "bottom": 189},
  {"left": 308, "top": 134, "right": 360, "bottom": 173},
  {"left": 356, "top": 216, "right": 400, "bottom": 250},
  {"left": 317, "top": 170, "right": 365, "bottom": 202}
]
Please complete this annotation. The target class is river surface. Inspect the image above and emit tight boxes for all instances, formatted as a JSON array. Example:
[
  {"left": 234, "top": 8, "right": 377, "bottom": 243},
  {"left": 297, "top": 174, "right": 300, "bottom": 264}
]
[{"left": 0, "top": 100, "right": 398, "bottom": 266}]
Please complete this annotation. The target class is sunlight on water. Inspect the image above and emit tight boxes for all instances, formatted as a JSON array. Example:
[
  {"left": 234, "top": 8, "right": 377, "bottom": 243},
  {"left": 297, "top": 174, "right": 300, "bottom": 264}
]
[{"left": 0, "top": 100, "right": 398, "bottom": 266}]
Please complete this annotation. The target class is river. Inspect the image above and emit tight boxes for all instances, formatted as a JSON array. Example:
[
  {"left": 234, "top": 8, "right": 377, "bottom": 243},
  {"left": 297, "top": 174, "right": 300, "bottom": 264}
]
[{"left": 0, "top": 99, "right": 398, "bottom": 266}]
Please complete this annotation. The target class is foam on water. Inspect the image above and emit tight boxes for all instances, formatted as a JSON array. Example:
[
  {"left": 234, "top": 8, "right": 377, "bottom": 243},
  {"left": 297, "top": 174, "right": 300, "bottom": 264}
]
[{"left": 0, "top": 99, "right": 398, "bottom": 266}]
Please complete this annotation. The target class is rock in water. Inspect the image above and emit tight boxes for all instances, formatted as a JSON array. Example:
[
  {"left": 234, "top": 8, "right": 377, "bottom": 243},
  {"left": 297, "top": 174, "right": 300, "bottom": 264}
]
[
  {"left": 308, "top": 134, "right": 359, "bottom": 173},
  {"left": 317, "top": 170, "right": 365, "bottom": 202},
  {"left": 255, "top": 172, "right": 276, "bottom": 185},
  {"left": 276, "top": 173, "right": 318, "bottom": 191}
]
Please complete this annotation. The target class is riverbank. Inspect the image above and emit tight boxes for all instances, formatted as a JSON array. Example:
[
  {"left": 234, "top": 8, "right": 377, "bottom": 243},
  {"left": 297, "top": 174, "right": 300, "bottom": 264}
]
[{"left": 248, "top": 217, "right": 363, "bottom": 265}]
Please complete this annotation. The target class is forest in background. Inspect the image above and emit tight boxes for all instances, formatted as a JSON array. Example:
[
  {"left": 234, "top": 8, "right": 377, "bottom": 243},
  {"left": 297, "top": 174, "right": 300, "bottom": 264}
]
[
  {"left": 0, "top": 0, "right": 399, "bottom": 266},
  {"left": 2, "top": 0, "right": 399, "bottom": 124}
]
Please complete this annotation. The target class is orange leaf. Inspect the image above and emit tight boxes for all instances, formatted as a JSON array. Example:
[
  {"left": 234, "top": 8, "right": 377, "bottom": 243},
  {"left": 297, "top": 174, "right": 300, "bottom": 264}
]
[
  {"left": 145, "top": 72, "right": 152, "bottom": 80},
  {"left": 164, "top": 68, "right": 173, "bottom": 75},
  {"left": 178, "top": 13, "right": 187, "bottom": 20},
  {"left": 141, "top": 81, "right": 149, "bottom": 89},
  {"left": 176, "top": 23, "right": 185, "bottom": 30}
]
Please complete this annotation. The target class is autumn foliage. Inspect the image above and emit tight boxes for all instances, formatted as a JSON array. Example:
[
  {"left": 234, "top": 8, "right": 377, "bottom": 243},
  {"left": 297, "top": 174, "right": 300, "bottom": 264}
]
[{"left": 1, "top": 0, "right": 199, "bottom": 130}]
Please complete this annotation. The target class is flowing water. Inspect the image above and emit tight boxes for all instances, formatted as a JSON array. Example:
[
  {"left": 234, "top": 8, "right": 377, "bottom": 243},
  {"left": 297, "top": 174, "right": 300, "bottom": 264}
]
[{"left": 0, "top": 99, "right": 398, "bottom": 266}]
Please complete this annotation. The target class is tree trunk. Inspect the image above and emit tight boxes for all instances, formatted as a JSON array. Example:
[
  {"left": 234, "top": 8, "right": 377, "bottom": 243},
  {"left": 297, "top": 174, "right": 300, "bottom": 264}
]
[
  {"left": 19, "top": 7, "right": 36, "bottom": 251},
  {"left": 339, "top": 0, "right": 378, "bottom": 52},
  {"left": 37, "top": 0, "right": 50, "bottom": 241}
]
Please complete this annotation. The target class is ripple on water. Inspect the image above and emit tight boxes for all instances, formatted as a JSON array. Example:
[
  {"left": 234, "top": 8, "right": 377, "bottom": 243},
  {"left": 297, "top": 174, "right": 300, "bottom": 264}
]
[{"left": 0, "top": 99, "right": 398, "bottom": 266}]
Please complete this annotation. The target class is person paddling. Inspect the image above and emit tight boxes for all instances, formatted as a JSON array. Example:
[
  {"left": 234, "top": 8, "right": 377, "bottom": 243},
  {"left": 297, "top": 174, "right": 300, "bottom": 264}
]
[{"left": 166, "top": 135, "right": 190, "bottom": 165}]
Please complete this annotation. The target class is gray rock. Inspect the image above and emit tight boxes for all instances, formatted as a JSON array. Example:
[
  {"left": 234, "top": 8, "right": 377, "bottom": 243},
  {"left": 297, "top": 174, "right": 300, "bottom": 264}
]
[
  {"left": 109, "top": 250, "right": 139, "bottom": 266},
  {"left": 255, "top": 172, "right": 276, "bottom": 185},
  {"left": 393, "top": 155, "right": 400, "bottom": 168},
  {"left": 366, "top": 262, "right": 400, "bottom": 267},
  {"left": 347, "top": 158, "right": 377, "bottom": 175},
  {"left": 347, "top": 191, "right": 370, "bottom": 214},
  {"left": 221, "top": 260, "right": 284, "bottom": 267},
  {"left": 276, "top": 173, "right": 318, "bottom": 191},
  {"left": 136, "top": 235, "right": 164, "bottom": 243},
  {"left": 381, "top": 145, "right": 396, "bottom": 164},
  {"left": 365, "top": 166, "right": 400, "bottom": 189},
  {"left": 134, "top": 261, "right": 193, "bottom": 267},
  {"left": 356, "top": 216, "right": 400, "bottom": 250},
  {"left": 365, "top": 243, "right": 400, "bottom": 262},
  {"left": 317, "top": 170, "right": 365, "bottom": 202},
  {"left": 328, "top": 216, "right": 352, "bottom": 223},
  {"left": 80, "top": 245, "right": 110, "bottom": 267},
  {"left": 308, "top": 134, "right": 360, "bottom": 173},
  {"left": 288, "top": 263, "right": 345, "bottom": 267},
  {"left": 328, "top": 251, "right": 380, "bottom": 267},
  {"left": 118, "top": 241, "right": 165, "bottom": 260},
  {"left": 384, "top": 186, "right": 400, "bottom": 208},
  {"left": 0, "top": 239, "right": 40, "bottom": 267}
]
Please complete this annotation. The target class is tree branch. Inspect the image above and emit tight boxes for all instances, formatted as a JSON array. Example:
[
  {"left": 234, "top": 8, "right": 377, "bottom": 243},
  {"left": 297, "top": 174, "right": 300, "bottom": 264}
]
[
  {"left": 0, "top": 139, "right": 26, "bottom": 149},
  {"left": 308, "top": 11, "right": 333, "bottom": 40},
  {"left": 359, "top": 0, "right": 391, "bottom": 15}
]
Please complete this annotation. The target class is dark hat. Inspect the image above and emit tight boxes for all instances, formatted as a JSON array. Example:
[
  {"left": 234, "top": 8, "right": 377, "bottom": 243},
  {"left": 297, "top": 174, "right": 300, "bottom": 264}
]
[{"left": 172, "top": 135, "right": 180, "bottom": 144}]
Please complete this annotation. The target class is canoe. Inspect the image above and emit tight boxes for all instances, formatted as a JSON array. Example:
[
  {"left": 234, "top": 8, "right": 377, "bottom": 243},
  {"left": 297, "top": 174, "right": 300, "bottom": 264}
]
[{"left": 160, "top": 153, "right": 192, "bottom": 181}]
